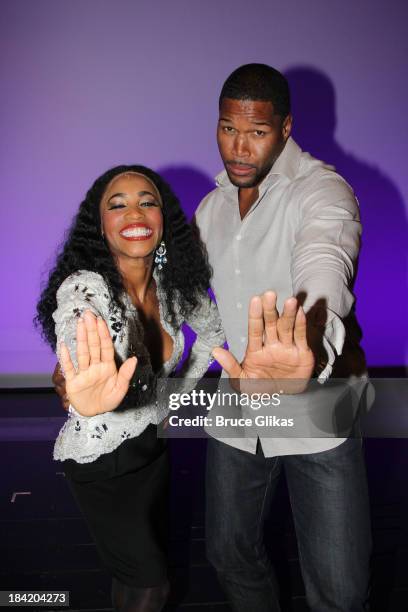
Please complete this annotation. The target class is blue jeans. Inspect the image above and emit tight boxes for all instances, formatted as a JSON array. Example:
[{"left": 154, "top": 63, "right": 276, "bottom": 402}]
[{"left": 205, "top": 437, "right": 372, "bottom": 611}]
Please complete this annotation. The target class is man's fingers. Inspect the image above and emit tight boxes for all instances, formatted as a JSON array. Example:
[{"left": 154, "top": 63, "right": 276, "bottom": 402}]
[
  {"left": 293, "top": 306, "right": 309, "bottom": 350},
  {"left": 247, "top": 296, "right": 264, "bottom": 352},
  {"left": 97, "top": 316, "right": 115, "bottom": 362},
  {"left": 212, "top": 347, "right": 242, "bottom": 379},
  {"left": 262, "top": 291, "right": 278, "bottom": 344},
  {"left": 116, "top": 357, "right": 137, "bottom": 396},
  {"left": 83, "top": 310, "right": 101, "bottom": 364},
  {"left": 76, "top": 317, "right": 90, "bottom": 371},
  {"left": 52, "top": 361, "right": 69, "bottom": 410},
  {"left": 276, "top": 297, "right": 297, "bottom": 346},
  {"left": 59, "top": 342, "right": 75, "bottom": 382},
  {"left": 62, "top": 395, "right": 70, "bottom": 411},
  {"left": 52, "top": 363, "right": 64, "bottom": 387}
]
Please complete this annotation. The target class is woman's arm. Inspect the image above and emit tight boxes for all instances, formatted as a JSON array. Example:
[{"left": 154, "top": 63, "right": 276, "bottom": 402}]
[
  {"left": 53, "top": 271, "right": 136, "bottom": 416},
  {"left": 177, "top": 292, "right": 226, "bottom": 383},
  {"left": 59, "top": 310, "right": 136, "bottom": 416}
]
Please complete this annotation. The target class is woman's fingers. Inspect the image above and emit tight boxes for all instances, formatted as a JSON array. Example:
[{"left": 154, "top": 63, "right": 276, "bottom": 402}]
[
  {"left": 97, "top": 316, "right": 115, "bottom": 363},
  {"left": 82, "top": 311, "right": 115, "bottom": 364},
  {"left": 76, "top": 317, "right": 90, "bottom": 371},
  {"left": 83, "top": 310, "right": 101, "bottom": 364},
  {"left": 116, "top": 357, "right": 138, "bottom": 394},
  {"left": 59, "top": 342, "right": 75, "bottom": 382}
]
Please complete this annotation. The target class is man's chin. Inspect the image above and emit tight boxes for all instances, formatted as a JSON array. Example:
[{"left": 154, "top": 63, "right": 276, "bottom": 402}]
[{"left": 226, "top": 171, "right": 259, "bottom": 189}]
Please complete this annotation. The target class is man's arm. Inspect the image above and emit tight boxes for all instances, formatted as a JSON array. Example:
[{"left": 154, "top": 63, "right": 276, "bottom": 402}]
[
  {"left": 292, "top": 175, "right": 362, "bottom": 379},
  {"left": 53, "top": 363, "right": 69, "bottom": 410},
  {"left": 212, "top": 175, "right": 362, "bottom": 388},
  {"left": 212, "top": 291, "right": 315, "bottom": 394}
]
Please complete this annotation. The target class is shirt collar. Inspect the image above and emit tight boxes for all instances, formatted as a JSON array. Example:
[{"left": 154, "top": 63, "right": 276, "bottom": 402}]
[{"left": 215, "top": 136, "right": 302, "bottom": 191}]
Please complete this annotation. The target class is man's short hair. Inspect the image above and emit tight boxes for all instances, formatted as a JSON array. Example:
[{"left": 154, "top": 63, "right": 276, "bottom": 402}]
[{"left": 219, "top": 63, "right": 291, "bottom": 118}]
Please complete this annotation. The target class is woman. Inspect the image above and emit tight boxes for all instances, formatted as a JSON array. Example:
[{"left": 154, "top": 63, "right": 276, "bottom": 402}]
[{"left": 35, "top": 165, "right": 225, "bottom": 612}]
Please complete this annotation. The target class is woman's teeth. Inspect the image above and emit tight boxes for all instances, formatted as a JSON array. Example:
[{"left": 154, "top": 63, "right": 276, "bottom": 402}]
[{"left": 121, "top": 227, "right": 153, "bottom": 238}]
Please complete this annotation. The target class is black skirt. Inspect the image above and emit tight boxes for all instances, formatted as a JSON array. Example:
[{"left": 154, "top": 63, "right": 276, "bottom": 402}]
[{"left": 63, "top": 424, "right": 170, "bottom": 587}]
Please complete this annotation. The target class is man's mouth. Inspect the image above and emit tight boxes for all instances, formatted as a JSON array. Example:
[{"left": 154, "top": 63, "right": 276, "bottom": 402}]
[
  {"left": 226, "top": 162, "right": 256, "bottom": 176},
  {"left": 119, "top": 223, "right": 154, "bottom": 241}
]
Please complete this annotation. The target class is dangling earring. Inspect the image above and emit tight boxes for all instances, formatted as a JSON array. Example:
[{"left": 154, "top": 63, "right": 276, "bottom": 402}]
[{"left": 154, "top": 241, "right": 167, "bottom": 270}]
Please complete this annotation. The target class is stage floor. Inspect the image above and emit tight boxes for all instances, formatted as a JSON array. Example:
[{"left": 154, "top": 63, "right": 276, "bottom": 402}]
[{"left": 0, "top": 390, "right": 407, "bottom": 611}]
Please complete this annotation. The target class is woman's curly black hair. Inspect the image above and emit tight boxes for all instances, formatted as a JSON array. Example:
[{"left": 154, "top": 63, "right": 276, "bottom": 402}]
[{"left": 35, "top": 164, "right": 212, "bottom": 350}]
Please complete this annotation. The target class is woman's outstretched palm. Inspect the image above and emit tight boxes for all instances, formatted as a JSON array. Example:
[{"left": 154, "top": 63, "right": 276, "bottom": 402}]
[{"left": 59, "top": 310, "right": 137, "bottom": 416}]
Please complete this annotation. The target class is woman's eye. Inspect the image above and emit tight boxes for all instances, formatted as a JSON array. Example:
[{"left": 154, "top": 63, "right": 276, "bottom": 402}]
[
  {"left": 108, "top": 203, "right": 125, "bottom": 210},
  {"left": 140, "top": 201, "right": 158, "bottom": 207}
]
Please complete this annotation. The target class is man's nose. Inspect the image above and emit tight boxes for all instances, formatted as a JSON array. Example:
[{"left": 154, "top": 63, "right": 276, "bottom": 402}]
[{"left": 232, "top": 134, "right": 250, "bottom": 158}]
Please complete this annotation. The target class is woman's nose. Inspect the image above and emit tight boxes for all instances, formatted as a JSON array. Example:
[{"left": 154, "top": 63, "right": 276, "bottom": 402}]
[{"left": 125, "top": 203, "right": 144, "bottom": 219}]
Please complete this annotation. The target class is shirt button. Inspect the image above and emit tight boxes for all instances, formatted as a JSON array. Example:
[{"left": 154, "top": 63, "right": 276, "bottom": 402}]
[
  {"left": 236, "top": 235, "right": 242, "bottom": 241},
  {"left": 235, "top": 269, "right": 241, "bottom": 275},
  {"left": 236, "top": 302, "right": 243, "bottom": 309}
]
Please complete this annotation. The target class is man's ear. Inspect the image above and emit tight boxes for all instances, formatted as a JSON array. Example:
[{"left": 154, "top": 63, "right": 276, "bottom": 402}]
[{"left": 282, "top": 114, "right": 293, "bottom": 141}]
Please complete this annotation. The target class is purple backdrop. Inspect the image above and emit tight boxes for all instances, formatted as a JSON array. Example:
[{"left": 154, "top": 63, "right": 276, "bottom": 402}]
[{"left": 1, "top": 0, "right": 407, "bottom": 384}]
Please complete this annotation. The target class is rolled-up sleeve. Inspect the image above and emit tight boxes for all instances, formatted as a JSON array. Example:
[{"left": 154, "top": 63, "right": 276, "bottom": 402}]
[{"left": 291, "top": 175, "right": 362, "bottom": 381}]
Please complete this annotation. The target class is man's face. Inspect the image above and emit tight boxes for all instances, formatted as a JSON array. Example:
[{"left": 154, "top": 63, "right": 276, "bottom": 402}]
[{"left": 217, "top": 98, "right": 292, "bottom": 188}]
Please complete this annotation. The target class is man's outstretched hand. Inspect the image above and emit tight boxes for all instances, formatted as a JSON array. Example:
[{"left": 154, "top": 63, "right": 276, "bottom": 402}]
[
  {"left": 58, "top": 310, "right": 137, "bottom": 416},
  {"left": 53, "top": 362, "right": 69, "bottom": 411},
  {"left": 212, "top": 292, "right": 315, "bottom": 394}
]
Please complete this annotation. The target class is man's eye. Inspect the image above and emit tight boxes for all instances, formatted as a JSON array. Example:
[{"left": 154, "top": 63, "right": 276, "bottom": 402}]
[
  {"left": 255, "top": 130, "right": 266, "bottom": 137},
  {"left": 223, "top": 126, "right": 235, "bottom": 133}
]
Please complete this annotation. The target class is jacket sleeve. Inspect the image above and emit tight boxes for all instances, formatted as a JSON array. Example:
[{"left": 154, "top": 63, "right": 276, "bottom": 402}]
[
  {"left": 52, "top": 270, "right": 110, "bottom": 371},
  {"left": 52, "top": 270, "right": 115, "bottom": 421},
  {"left": 151, "top": 291, "right": 226, "bottom": 424},
  {"left": 171, "top": 292, "right": 226, "bottom": 397}
]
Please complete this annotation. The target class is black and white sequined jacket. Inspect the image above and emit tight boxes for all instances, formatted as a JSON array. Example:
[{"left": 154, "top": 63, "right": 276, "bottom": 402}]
[{"left": 53, "top": 269, "right": 225, "bottom": 463}]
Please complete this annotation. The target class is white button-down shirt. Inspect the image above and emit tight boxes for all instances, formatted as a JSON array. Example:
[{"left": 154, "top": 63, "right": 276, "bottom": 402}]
[{"left": 195, "top": 137, "right": 365, "bottom": 457}]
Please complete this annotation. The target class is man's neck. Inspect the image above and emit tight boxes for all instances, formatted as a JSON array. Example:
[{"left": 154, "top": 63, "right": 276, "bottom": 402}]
[{"left": 238, "top": 187, "right": 259, "bottom": 220}]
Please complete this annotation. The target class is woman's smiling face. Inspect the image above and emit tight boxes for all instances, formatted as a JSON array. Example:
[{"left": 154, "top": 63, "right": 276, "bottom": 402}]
[{"left": 100, "top": 173, "right": 164, "bottom": 262}]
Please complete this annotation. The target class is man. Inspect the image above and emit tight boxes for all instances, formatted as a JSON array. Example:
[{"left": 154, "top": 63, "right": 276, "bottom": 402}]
[{"left": 195, "top": 64, "right": 371, "bottom": 611}]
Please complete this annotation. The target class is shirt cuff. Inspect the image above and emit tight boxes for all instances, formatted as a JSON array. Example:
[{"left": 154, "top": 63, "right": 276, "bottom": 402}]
[{"left": 317, "top": 310, "right": 346, "bottom": 383}]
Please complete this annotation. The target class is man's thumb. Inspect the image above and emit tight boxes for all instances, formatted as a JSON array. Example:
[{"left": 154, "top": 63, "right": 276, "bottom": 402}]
[{"left": 212, "top": 347, "right": 242, "bottom": 379}]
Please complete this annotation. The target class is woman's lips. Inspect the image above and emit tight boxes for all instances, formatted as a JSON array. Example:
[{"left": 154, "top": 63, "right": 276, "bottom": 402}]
[
  {"left": 119, "top": 223, "right": 154, "bottom": 241},
  {"left": 227, "top": 162, "right": 256, "bottom": 176}
]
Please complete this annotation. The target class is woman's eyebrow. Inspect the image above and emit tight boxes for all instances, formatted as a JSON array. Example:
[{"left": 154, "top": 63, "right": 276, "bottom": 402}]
[
  {"left": 107, "top": 192, "right": 127, "bottom": 202},
  {"left": 106, "top": 190, "right": 159, "bottom": 203},
  {"left": 137, "top": 190, "right": 157, "bottom": 198}
]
